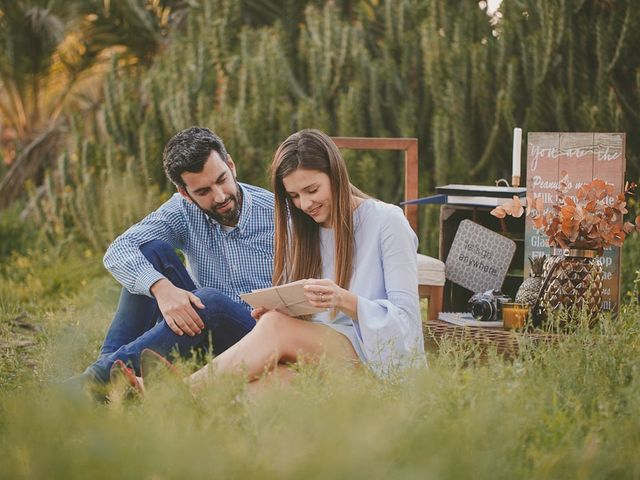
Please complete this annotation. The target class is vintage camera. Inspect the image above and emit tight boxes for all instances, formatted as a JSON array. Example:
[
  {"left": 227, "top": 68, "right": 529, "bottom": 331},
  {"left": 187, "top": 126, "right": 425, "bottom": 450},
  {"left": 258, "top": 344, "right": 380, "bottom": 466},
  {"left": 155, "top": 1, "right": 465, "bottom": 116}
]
[{"left": 468, "top": 289, "right": 511, "bottom": 322}]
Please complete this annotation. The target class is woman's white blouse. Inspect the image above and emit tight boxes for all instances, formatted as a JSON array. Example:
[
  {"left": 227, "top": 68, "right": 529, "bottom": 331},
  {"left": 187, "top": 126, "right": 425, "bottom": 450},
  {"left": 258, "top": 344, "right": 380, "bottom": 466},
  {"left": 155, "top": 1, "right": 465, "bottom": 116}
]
[{"left": 314, "top": 199, "right": 426, "bottom": 377}]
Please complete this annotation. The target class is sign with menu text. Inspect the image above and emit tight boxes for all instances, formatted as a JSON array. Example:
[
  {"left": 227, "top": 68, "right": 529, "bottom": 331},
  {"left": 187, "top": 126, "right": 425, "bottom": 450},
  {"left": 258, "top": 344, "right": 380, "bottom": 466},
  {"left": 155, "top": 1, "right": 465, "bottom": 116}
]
[{"left": 524, "top": 132, "right": 626, "bottom": 311}]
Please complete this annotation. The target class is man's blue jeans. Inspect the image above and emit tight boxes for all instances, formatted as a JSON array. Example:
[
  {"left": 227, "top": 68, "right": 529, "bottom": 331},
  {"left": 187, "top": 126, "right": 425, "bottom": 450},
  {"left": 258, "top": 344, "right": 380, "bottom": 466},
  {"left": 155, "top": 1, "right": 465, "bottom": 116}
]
[{"left": 88, "top": 240, "right": 256, "bottom": 383}]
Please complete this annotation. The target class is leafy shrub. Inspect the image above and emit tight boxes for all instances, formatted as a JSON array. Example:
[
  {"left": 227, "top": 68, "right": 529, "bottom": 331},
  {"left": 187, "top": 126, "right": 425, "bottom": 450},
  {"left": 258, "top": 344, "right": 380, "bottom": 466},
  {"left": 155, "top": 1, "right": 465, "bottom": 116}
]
[{"left": 0, "top": 203, "right": 37, "bottom": 260}]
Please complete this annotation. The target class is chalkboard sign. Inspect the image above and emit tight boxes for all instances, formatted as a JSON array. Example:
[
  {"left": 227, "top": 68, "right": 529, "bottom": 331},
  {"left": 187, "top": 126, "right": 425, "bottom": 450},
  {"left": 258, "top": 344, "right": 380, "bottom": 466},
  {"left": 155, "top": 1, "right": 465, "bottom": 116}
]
[
  {"left": 525, "top": 132, "right": 626, "bottom": 311},
  {"left": 445, "top": 220, "right": 516, "bottom": 294}
]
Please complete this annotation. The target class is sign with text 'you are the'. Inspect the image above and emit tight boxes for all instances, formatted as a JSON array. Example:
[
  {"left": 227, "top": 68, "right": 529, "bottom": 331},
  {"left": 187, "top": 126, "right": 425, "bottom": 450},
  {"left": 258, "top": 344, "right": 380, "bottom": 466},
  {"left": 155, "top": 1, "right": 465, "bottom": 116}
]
[{"left": 525, "top": 132, "right": 626, "bottom": 311}]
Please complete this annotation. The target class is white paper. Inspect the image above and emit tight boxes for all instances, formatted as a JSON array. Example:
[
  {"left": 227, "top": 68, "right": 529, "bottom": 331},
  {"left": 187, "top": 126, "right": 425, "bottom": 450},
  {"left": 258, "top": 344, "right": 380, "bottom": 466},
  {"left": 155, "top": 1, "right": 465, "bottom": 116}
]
[{"left": 240, "top": 280, "right": 327, "bottom": 317}]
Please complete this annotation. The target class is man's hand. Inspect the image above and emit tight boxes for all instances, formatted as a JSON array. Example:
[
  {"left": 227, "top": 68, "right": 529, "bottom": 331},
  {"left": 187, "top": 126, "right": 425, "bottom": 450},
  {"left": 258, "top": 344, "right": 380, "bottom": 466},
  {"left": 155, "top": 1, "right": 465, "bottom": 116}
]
[{"left": 150, "top": 279, "right": 205, "bottom": 336}]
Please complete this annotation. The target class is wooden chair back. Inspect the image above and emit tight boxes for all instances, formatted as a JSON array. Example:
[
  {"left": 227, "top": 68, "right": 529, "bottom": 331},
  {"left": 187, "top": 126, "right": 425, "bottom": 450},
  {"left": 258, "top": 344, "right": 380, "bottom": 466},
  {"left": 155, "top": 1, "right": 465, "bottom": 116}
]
[{"left": 331, "top": 137, "right": 419, "bottom": 232}]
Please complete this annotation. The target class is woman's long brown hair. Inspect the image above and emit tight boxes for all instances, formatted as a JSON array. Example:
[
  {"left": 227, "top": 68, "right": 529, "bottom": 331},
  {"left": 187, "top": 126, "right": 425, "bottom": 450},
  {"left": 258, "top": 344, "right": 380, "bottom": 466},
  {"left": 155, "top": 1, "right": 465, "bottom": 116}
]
[{"left": 271, "top": 129, "right": 366, "bottom": 290}]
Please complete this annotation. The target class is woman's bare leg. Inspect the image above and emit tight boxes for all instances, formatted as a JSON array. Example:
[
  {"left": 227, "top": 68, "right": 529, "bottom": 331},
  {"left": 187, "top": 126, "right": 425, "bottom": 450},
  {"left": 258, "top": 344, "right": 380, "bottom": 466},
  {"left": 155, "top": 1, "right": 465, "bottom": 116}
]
[
  {"left": 244, "top": 364, "right": 297, "bottom": 397},
  {"left": 188, "top": 311, "right": 358, "bottom": 391}
]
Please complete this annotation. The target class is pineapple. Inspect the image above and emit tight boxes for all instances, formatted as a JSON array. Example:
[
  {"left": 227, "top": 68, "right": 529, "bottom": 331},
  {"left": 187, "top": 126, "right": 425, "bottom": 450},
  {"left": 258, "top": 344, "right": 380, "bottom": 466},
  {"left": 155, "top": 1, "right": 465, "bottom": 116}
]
[{"left": 515, "top": 256, "right": 546, "bottom": 305}]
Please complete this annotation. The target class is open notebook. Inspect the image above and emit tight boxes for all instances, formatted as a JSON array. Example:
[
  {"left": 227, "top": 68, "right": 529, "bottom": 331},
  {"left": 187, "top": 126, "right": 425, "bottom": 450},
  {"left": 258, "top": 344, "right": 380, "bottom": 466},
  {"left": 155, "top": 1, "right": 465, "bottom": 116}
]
[{"left": 240, "top": 280, "right": 327, "bottom": 317}]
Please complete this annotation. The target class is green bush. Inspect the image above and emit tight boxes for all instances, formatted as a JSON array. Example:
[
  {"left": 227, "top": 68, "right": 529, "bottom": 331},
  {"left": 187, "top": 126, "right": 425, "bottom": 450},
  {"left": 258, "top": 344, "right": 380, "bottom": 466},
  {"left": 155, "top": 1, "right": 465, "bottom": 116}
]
[
  {"left": 32, "top": 142, "right": 164, "bottom": 253},
  {"left": 622, "top": 235, "right": 640, "bottom": 298},
  {"left": 18, "top": 0, "right": 639, "bottom": 263},
  {"left": 0, "top": 203, "right": 37, "bottom": 260}
]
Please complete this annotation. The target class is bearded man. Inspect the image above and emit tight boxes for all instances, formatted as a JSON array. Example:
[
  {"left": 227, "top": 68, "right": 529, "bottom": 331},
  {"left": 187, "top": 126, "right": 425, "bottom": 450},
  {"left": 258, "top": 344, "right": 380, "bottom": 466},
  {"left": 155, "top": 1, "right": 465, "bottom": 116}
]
[{"left": 70, "top": 127, "right": 273, "bottom": 394}]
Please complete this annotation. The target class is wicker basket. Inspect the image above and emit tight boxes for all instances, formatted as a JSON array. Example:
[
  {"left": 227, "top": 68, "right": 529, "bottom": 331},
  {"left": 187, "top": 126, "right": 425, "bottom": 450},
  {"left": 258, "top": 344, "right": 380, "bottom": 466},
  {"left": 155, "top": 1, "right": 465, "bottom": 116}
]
[{"left": 423, "top": 320, "right": 556, "bottom": 358}]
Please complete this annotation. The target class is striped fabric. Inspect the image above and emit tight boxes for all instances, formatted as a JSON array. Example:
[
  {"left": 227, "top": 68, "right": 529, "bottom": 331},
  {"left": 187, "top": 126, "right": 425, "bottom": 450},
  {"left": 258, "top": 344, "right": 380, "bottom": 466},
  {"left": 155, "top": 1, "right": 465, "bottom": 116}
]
[{"left": 103, "top": 183, "right": 274, "bottom": 308}]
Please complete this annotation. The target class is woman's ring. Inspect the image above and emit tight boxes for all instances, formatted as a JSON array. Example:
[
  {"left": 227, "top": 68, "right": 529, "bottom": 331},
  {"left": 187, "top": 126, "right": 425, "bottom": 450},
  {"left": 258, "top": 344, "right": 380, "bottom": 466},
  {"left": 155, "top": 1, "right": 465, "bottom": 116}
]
[{"left": 320, "top": 293, "right": 325, "bottom": 302}]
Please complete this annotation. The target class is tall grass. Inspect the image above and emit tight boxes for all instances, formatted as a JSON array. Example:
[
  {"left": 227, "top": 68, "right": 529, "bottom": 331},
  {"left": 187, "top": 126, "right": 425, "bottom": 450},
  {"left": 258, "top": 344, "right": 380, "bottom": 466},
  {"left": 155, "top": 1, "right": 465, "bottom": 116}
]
[
  {"left": 1, "top": 260, "right": 640, "bottom": 478},
  {"left": 622, "top": 234, "right": 640, "bottom": 299},
  {"left": 2, "top": 148, "right": 639, "bottom": 478}
]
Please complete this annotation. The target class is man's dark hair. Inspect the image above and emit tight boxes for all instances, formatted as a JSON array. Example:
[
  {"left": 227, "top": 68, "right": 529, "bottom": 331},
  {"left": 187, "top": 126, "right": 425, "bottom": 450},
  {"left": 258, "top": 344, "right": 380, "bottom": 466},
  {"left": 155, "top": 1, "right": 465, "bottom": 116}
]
[{"left": 163, "top": 127, "right": 229, "bottom": 188}]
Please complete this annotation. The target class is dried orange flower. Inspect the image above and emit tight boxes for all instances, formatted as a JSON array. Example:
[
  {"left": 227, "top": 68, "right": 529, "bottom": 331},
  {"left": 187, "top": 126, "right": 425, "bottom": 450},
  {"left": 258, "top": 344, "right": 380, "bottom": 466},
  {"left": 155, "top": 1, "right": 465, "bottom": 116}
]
[{"left": 491, "top": 175, "right": 640, "bottom": 254}]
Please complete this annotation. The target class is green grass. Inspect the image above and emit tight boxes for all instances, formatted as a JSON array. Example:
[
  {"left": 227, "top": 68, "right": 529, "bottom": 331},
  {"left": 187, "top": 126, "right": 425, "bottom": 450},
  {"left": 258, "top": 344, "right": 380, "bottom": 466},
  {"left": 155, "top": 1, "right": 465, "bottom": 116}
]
[{"left": 1, "top": 249, "right": 640, "bottom": 478}]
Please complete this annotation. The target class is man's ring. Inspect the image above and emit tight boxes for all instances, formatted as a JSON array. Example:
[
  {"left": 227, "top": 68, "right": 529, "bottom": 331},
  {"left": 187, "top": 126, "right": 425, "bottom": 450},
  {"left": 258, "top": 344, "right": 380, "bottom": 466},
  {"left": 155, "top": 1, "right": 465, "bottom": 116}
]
[{"left": 320, "top": 293, "right": 325, "bottom": 302}]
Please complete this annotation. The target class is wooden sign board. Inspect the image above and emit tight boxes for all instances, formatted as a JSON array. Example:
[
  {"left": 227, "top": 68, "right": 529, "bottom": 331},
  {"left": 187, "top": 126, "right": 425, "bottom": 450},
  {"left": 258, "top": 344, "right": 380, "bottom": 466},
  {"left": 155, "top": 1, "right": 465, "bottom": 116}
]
[{"left": 525, "top": 132, "right": 626, "bottom": 311}]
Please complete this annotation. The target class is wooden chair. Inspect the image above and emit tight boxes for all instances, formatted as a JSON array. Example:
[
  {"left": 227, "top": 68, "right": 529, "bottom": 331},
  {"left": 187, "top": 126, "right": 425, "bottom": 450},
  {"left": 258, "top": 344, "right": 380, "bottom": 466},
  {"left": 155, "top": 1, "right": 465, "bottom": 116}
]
[{"left": 331, "top": 137, "right": 445, "bottom": 321}]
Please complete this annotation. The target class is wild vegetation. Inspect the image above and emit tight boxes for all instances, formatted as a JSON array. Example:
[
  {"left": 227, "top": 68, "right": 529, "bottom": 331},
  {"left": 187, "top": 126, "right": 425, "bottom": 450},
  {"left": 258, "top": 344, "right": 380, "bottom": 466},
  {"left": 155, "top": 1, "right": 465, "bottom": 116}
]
[
  {"left": 2, "top": 1, "right": 640, "bottom": 477},
  {"left": 1, "top": 250, "right": 640, "bottom": 478},
  {"left": 3, "top": 0, "right": 640, "bottom": 250}
]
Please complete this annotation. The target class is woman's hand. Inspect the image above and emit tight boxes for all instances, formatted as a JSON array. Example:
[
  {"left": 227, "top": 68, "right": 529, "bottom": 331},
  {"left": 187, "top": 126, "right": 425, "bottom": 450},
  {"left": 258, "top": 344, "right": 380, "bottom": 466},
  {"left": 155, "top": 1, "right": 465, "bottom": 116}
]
[
  {"left": 303, "top": 278, "right": 358, "bottom": 320},
  {"left": 251, "top": 307, "right": 268, "bottom": 321}
]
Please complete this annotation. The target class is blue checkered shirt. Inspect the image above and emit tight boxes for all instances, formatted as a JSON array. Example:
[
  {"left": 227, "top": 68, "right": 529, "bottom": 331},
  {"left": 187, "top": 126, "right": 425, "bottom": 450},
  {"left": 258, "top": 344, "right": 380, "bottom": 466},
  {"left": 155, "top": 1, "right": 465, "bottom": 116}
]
[{"left": 103, "top": 183, "right": 274, "bottom": 308}]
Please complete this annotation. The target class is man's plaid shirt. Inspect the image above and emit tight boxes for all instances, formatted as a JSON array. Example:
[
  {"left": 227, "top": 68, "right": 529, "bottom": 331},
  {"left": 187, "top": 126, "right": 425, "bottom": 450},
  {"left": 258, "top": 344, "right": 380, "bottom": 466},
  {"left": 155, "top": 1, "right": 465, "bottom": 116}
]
[{"left": 103, "top": 183, "right": 274, "bottom": 308}]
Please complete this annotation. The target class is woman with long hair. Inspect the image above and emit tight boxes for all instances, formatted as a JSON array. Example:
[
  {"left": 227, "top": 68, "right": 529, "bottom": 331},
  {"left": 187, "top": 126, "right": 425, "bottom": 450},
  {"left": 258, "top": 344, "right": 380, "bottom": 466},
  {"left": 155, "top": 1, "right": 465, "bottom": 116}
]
[{"left": 138, "top": 129, "right": 424, "bottom": 391}]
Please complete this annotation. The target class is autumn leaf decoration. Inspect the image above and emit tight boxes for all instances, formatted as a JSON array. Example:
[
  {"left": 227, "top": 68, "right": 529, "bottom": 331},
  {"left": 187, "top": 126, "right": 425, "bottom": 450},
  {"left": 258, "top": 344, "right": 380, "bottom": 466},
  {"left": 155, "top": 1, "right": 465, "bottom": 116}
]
[{"left": 491, "top": 175, "right": 640, "bottom": 254}]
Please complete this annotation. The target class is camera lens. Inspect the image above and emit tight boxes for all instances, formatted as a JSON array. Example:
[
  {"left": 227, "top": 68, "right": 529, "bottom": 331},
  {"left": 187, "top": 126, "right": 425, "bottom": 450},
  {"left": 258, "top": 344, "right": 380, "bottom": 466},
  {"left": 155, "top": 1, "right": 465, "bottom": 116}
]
[{"left": 471, "top": 299, "right": 496, "bottom": 322}]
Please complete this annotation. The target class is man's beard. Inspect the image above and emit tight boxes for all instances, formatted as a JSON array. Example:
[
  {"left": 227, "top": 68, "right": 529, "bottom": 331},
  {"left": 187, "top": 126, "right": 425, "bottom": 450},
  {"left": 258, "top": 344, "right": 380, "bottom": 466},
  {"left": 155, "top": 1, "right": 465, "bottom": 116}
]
[{"left": 198, "top": 181, "right": 243, "bottom": 226}]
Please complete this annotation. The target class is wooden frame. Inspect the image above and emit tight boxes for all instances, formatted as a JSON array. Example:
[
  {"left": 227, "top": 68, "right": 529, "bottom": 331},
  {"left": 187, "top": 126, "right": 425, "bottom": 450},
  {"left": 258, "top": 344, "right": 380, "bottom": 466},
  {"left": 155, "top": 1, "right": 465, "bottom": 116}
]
[
  {"left": 331, "top": 137, "right": 419, "bottom": 232},
  {"left": 332, "top": 136, "right": 443, "bottom": 321}
]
